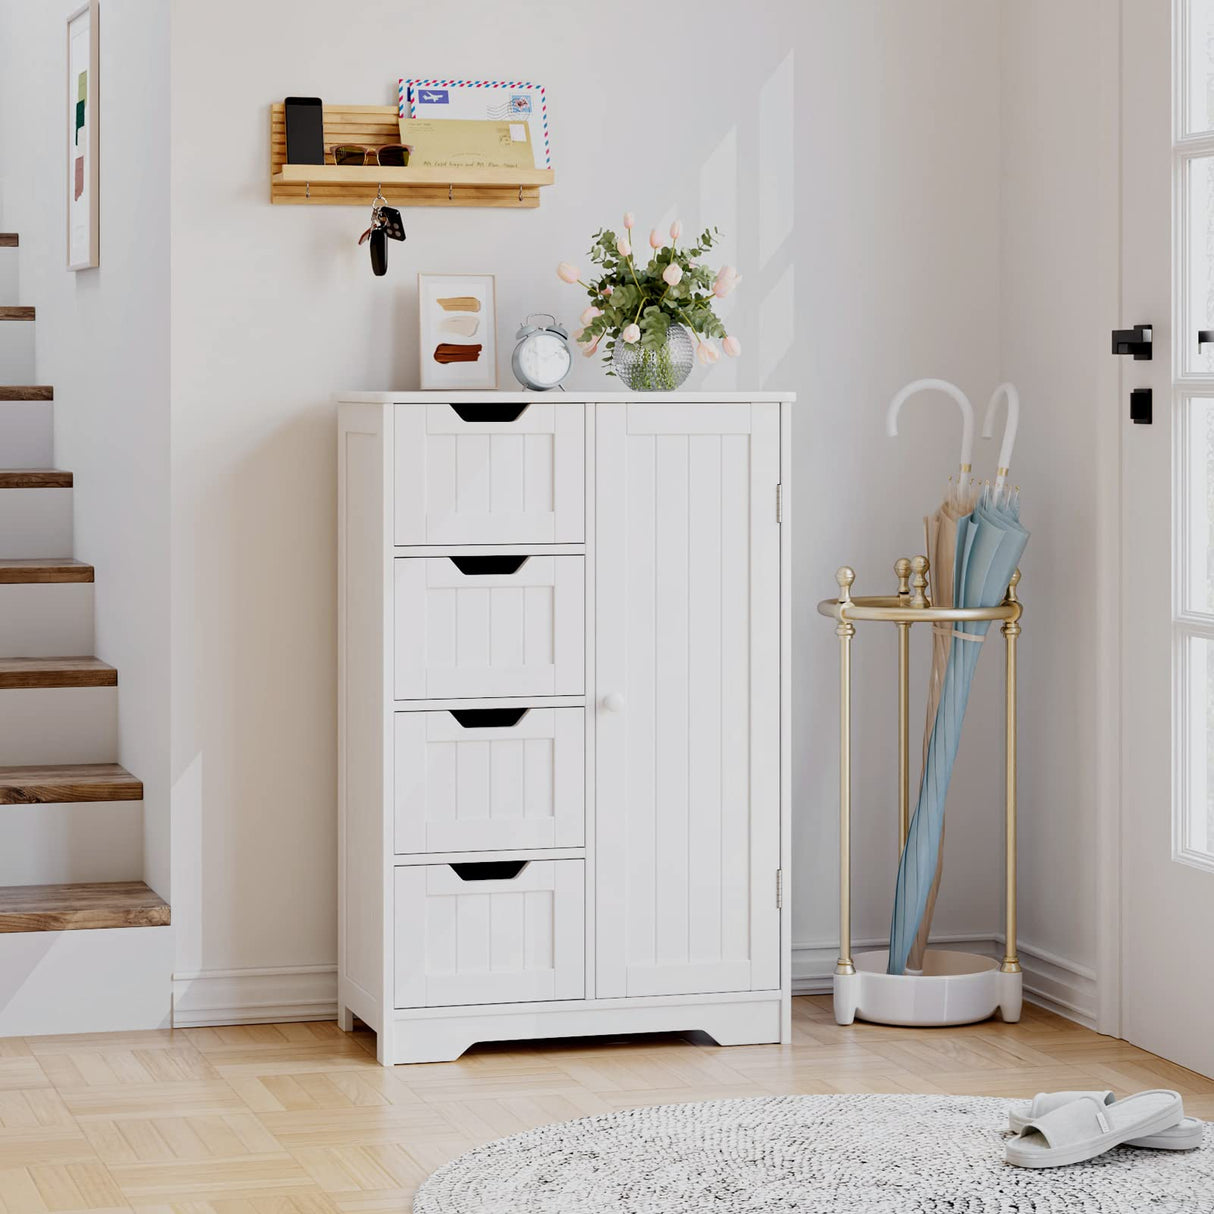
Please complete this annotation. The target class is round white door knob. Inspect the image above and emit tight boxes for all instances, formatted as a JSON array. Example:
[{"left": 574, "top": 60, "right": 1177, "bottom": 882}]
[{"left": 602, "top": 692, "right": 626, "bottom": 714}]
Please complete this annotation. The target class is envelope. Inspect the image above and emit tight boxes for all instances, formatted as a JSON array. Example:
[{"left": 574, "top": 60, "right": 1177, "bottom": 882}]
[{"left": 397, "top": 118, "right": 535, "bottom": 170}]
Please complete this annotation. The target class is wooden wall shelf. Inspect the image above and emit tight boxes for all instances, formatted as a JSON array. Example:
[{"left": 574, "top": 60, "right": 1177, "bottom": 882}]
[{"left": 270, "top": 104, "right": 554, "bottom": 208}]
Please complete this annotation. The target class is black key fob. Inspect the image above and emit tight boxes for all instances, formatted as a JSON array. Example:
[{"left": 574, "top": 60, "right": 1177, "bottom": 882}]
[
  {"left": 380, "top": 205, "right": 406, "bottom": 242},
  {"left": 370, "top": 227, "right": 388, "bottom": 276}
]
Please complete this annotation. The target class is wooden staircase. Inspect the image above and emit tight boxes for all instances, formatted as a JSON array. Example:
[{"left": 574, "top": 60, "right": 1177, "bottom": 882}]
[{"left": 0, "top": 230, "right": 168, "bottom": 943}]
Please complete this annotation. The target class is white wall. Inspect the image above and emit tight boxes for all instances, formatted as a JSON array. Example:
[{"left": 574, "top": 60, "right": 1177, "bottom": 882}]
[
  {"left": 0, "top": 0, "right": 171, "bottom": 898},
  {"left": 169, "top": 0, "right": 1008, "bottom": 1012},
  {"left": 996, "top": 0, "right": 1119, "bottom": 1022}
]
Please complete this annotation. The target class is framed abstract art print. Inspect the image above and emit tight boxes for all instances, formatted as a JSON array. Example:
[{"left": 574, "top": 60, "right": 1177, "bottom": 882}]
[
  {"left": 67, "top": 0, "right": 99, "bottom": 270},
  {"left": 417, "top": 273, "right": 498, "bottom": 390}
]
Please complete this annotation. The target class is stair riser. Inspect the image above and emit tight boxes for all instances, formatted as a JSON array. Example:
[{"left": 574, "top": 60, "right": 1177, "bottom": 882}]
[
  {"left": 0, "top": 249, "right": 16, "bottom": 308},
  {"left": 0, "top": 320, "right": 34, "bottom": 383},
  {"left": 0, "top": 402, "right": 53, "bottom": 467},
  {"left": 0, "top": 926, "right": 171, "bottom": 1036},
  {"left": 0, "top": 802, "right": 143, "bottom": 885},
  {"left": 0, "top": 488, "right": 72, "bottom": 558},
  {"left": 0, "top": 583, "right": 93, "bottom": 656},
  {"left": 0, "top": 686, "right": 116, "bottom": 764}
]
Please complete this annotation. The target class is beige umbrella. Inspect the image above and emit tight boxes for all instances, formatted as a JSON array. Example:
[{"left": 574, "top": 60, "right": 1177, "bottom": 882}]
[{"left": 885, "top": 380, "right": 977, "bottom": 972}]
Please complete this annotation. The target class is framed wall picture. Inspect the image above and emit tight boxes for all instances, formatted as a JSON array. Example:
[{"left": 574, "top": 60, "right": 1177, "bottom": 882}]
[
  {"left": 418, "top": 273, "right": 498, "bottom": 390},
  {"left": 66, "top": 0, "right": 99, "bottom": 270}
]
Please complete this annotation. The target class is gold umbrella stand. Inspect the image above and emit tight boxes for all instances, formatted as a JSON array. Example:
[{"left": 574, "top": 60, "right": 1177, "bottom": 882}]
[{"left": 818, "top": 560, "right": 1023, "bottom": 1028}]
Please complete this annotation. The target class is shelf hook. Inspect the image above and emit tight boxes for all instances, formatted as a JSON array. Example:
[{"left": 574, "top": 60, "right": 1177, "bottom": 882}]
[
  {"left": 305, "top": 180, "right": 310, "bottom": 200},
  {"left": 449, "top": 183, "right": 454, "bottom": 202},
  {"left": 518, "top": 184, "right": 523, "bottom": 203}
]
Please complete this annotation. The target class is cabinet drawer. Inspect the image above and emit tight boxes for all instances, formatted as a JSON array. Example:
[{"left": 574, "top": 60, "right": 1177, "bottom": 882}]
[
  {"left": 394, "top": 555, "right": 585, "bottom": 700},
  {"left": 393, "top": 402, "right": 584, "bottom": 545},
  {"left": 394, "top": 859, "right": 585, "bottom": 1008},
  {"left": 395, "top": 708, "right": 585, "bottom": 854}
]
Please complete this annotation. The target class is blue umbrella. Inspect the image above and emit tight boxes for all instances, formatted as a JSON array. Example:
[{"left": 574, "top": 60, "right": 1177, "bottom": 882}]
[{"left": 887, "top": 478, "right": 1028, "bottom": 976}]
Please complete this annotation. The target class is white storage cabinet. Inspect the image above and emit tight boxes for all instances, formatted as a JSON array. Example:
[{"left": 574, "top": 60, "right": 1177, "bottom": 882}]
[{"left": 338, "top": 392, "right": 793, "bottom": 1064}]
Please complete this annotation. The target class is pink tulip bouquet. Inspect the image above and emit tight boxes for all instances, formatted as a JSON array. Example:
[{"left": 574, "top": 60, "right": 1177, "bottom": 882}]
[{"left": 556, "top": 214, "right": 741, "bottom": 389}]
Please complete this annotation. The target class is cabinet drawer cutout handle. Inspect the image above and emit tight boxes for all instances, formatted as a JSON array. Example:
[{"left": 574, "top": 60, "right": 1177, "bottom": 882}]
[
  {"left": 449, "top": 555, "right": 529, "bottom": 576},
  {"left": 448, "top": 402, "right": 531, "bottom": 423},
  {"left": 450, "top": 708, "right": 530, "bottom": 728},
  {"left": 450, "top": 860, "right": 529, "bottom": 881}
]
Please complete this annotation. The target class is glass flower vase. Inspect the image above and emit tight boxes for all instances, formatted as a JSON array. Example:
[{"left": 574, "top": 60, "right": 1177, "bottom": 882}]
[{"left": 611, "top": 323, "right": 695, "bottom": 391}]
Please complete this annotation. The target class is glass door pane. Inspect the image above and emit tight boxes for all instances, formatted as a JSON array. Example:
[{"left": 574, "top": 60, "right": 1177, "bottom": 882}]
[
  {"left": 1185, "top": 0, "right": 1214, "bottom": 134},
  {"left": 1182, "top": 634, "right": 1214, "bottom": 861},
  {"left": 1181, "top": 397, "right": 1214, "bottom": 614},
  {"left": 1185, "top": 156, "right": 1214, "bottom": 375}
]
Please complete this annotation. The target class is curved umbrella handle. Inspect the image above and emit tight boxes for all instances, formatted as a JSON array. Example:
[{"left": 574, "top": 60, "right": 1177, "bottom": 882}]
[
  {"left": 886, "top": 378, "right": 976, "bottom": 496},
  {"left": 982, "top": 382, "right": 1020, "bottom": 490}
]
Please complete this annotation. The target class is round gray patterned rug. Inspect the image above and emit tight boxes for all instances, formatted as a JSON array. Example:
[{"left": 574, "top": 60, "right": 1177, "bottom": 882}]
[{"left": 413, "top": 1093, "right": 1214, "bottom": 1213}]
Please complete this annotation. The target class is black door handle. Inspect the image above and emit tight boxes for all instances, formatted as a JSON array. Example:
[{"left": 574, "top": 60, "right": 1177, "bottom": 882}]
[
  {"left": 1200, "top": 330, "right": 1214, "bottom": 351},
  {"left": 1111, "top": 324, "right": 1152, "bottom": 360}
]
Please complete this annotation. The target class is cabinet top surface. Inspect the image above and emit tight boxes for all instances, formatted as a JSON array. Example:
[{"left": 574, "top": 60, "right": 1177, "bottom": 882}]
[{"left": 338, "top": 391, "right": 796, "bottom": 404}]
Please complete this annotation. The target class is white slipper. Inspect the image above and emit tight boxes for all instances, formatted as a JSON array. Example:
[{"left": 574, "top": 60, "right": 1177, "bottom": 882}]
[
  {"left": 1008, "top": 1089, "right": 1203, "bottom": 1151},
  {"left": 1005, "top": 1090, "right": 1184, "bottom": 1169}
]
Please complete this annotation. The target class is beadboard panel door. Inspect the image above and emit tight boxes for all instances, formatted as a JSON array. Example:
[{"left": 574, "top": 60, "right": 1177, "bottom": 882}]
[
  {"left": 595, "top": 401, "right": 782, "bottom": 998},
  {"left": 393, "top": 402, "right": 585, "bottom": 545},
  {"left": 394, "top": 860, "right": 585, "bottom": 1008},
  {"left": 394, "top": 556, "right": 585, "bottom": 700},
  {"left": 394, "top": 708, "right": 585, "bottom": 853}
]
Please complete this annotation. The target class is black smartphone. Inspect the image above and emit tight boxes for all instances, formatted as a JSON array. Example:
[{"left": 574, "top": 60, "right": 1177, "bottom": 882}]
[{"left": 284, "top": 97, "right": 324, "bottom": 165}]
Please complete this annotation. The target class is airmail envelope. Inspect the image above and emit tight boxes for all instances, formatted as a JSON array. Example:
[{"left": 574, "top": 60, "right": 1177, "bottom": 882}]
[{"left": 397, "top": 118, "right": 535, "bottom": 170}]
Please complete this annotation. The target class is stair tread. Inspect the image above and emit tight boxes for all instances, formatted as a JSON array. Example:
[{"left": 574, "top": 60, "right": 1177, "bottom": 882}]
[
  {"left": 0, "top": 763, "right": 142, "bottom": 805},
  {"left": 0, "top": 307, "right": 34, "bottom": 321},
  {"left": 0, "top": 234, "right": 16, "bottom": 248},
  {"left": 0, "top": 469, "right": 72, "bottom": 488},
  {"left": 0, "top": 558, "right": 94, "bottom": 584},
  {"left": 0, "top": 388, "right": 52, "bottom": 401},
  {"left": 0, "top": 657, "right": 117, "bottom": 688},
  {"left": 0, "top": 881, "right": 169, "bottom": 932}
]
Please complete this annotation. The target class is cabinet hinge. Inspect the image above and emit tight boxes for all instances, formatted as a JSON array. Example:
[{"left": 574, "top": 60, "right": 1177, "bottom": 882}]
[
  {"left": 776, "top": 483, "right": 783, "bottom": 524},
  {"left": 775, "top": 867, "right": 784, "bottom": 910}
]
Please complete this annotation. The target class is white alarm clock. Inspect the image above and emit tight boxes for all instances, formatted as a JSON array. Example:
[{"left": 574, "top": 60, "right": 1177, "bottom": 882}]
[{"left": 511, "top": 313, "right": 573, "bottom": 390}]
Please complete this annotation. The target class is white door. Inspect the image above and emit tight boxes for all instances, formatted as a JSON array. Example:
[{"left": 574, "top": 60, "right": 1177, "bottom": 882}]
[
  {"left": 595, "top": 400, "right": 782, "bottom": 998},
  {"left": 1121, "top": 0, "right": 1214, "bottom": 1076}
]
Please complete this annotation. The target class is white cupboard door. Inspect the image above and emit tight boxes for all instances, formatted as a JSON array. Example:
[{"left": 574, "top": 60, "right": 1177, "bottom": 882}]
[
  {"left": 394, "top": 555, "right": 585, "bottom": 700},
  {"left": 595, "top": 401, "right": 782, "bottom": 998},
  {"left": 394, "top": 707, "right": 585, "bottom": 854},
  {"left": 394, "top": 859, "right": 585, "bottom": 1008},
  {"left": 393, "top": 402, "right": 585, "bottom": 545}
]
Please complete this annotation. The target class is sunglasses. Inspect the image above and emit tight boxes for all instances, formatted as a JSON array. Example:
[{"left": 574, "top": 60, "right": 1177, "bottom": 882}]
[{"left": 331, "top": 144, "right": 411, "bottom": 167}]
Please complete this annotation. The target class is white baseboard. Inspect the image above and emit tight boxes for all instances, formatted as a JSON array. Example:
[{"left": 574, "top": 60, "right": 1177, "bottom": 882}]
[
  {"left": 1015, "top": 939, "right": 1098, "bottom": 1029},
  {"left": 170, "top": 942, "right": 1096, "bottom": 1032},
  {"left": 792, "top": 934, "right": 1098, "bottom": 1029},
  {"left": 172, "top": 964, "right": 337, "bottom": 1027}
]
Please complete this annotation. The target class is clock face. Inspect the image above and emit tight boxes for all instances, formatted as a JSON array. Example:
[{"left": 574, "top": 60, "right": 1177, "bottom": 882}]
[{"left": 518, "top": 330, "right": 572, "bottom": 388}]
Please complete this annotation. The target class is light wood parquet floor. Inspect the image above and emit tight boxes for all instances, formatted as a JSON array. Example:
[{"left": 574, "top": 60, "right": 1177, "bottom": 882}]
[{"left": 0, "top": 996, "right": 1210, "bottom": 1212}]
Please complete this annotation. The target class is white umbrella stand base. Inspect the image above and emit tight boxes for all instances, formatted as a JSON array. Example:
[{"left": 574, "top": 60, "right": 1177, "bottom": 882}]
[{"left": 833, "top": 949, "right": 1022, "bottom": 1027}]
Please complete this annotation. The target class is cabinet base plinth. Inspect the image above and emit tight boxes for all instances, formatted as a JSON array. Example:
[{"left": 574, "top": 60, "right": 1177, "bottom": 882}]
[
  {"left": 377, "top": 994, "right": 786, "bottom": 1065},
  {"left": 832, "top": 950, "right": 1022, "bottom": 1027}
]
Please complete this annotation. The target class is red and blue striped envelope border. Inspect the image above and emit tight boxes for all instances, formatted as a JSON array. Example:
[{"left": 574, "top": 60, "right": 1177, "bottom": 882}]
[{"left": 398, "top": 79, "right": 551, "bottom": 169}]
